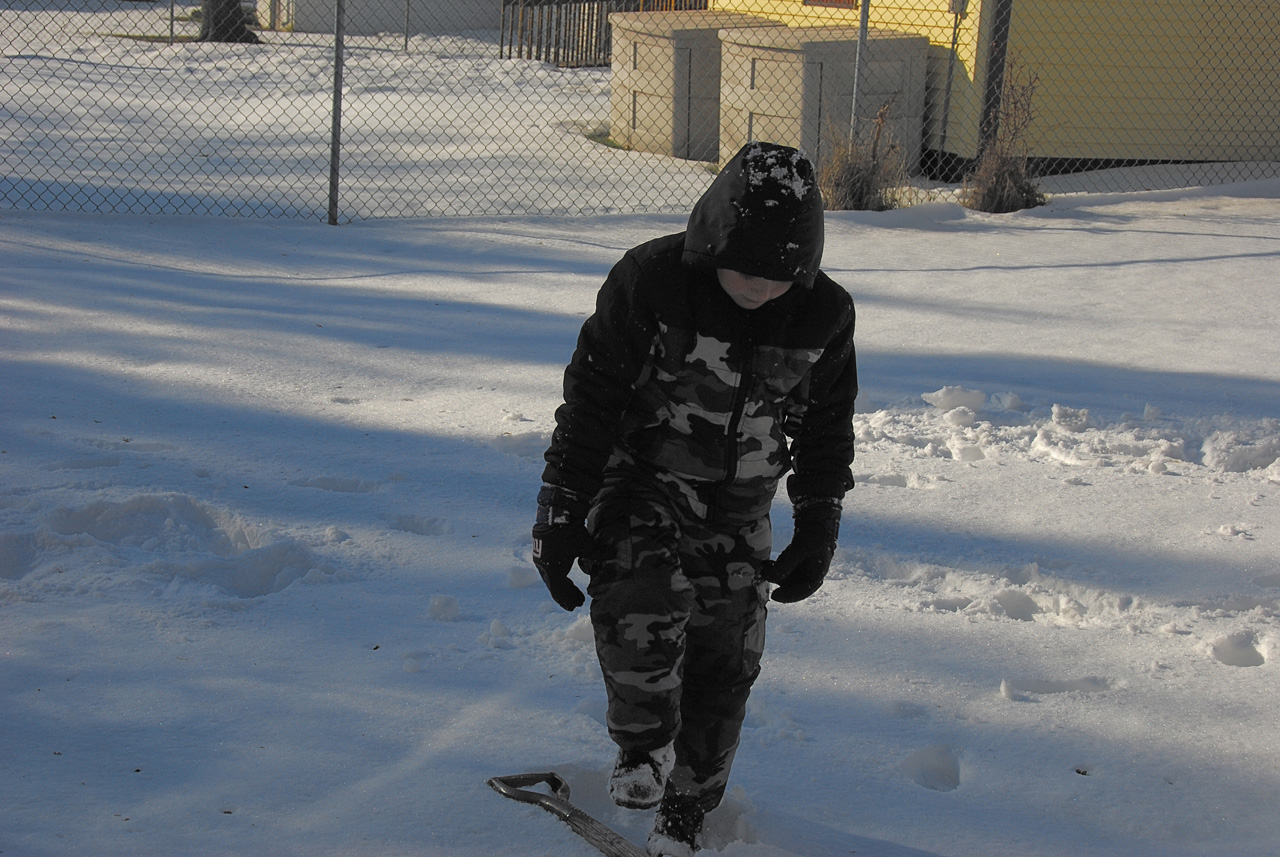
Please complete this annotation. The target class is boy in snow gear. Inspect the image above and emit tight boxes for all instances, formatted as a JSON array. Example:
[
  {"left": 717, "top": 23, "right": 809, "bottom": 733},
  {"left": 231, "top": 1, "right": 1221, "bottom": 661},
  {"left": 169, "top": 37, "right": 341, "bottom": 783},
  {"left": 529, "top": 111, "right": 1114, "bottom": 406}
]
[{"left": 534, "top": 142, "right": 858, "bottom": 855}]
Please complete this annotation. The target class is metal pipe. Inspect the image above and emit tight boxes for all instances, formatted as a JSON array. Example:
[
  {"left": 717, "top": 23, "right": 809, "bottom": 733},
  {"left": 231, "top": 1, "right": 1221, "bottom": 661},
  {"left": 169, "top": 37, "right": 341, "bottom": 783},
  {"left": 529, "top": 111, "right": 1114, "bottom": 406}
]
[
  {"left": 849, "top": 0, "right": 872, "bottom": 143},
  {"left": 327, "top": 0, "right": 346, "bottom": 225},
  {"left": 940, "top": 0, "right": 967, "bottom": 151}
]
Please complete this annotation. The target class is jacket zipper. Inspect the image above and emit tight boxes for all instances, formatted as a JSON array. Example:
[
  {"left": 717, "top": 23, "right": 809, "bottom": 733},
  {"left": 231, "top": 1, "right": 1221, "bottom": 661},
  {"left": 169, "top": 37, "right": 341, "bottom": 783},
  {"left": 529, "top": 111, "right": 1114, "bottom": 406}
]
[{"left": 716, "top": 320, "right": 755, "bottom": 511}]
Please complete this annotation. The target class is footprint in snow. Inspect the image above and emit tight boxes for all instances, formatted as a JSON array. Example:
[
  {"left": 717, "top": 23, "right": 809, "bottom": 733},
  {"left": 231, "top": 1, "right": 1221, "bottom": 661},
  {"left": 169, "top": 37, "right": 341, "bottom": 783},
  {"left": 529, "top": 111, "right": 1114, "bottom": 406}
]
[
  {"left": 927, "top": 596, "right": 974, "bottom": 613},
  {"left": 856, "top": 472, "right": 909, "bottom": 488},
  {"left": 855, "top": 472, "right": 948, "bottom": 489},
  {"left": 507, "top": 565, "right": 539, "bottom": 588},
  {"left": 402, "top": 651, "right": 433, "bottom": 672},
  {"left": 0, "top": 532, "right": 38, "bottom": 580},
  {"left": 993, "top": 589, "right": 1041, "bottom": 621},
  {"left": 427, "top": 594, "right": 460, "bottom": 621},
  {"left": 1209, "top": 631, "right": 1266, "bottom": 667},
  {"left": 489, "top": 431, "right": 550, "bottom": 459},
  {"left": 1000, "top": 676, "right": 1114, "bottom": 701},
  {"left": 901, "top": 745, "right": 961, "bottom": 792},
  {"left": 43, "top": 455, "right": 121, "bottom": 471},
  {"left": 387, "top": 514, "right": 452, "bottom": 536},
  {"left": 291, "top": 475, "right": 381, "bottom": 493}
]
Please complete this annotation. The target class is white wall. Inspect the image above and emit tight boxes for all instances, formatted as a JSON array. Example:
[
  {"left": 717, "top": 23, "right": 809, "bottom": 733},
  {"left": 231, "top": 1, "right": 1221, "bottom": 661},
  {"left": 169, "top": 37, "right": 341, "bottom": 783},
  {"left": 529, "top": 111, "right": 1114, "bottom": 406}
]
[{"left": 293, "top": 0, "right": 502, "bottom": 37}]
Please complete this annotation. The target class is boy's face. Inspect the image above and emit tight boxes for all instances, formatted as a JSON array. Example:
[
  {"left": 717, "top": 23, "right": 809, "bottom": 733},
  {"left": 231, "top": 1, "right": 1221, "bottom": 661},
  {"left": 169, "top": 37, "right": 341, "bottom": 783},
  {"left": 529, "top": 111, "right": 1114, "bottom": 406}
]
[{"left": 716, "top": 269, "right": 793, "bottom": 310}]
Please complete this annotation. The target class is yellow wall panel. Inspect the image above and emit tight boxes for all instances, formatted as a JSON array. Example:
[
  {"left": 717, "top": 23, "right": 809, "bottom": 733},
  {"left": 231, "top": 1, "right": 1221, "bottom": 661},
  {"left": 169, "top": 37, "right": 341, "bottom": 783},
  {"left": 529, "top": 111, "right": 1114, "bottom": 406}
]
[{"left": 711, "top": 0, "right": 1279, "bottom": 164}]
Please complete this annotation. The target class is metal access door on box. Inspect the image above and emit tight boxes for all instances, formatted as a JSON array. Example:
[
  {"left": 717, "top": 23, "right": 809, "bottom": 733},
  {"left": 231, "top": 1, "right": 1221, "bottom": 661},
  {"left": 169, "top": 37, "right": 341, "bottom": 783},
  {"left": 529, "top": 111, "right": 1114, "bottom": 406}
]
[
  {"left": 719, "top": 26, "right": 929, "bottom": 172},
  {"left": 609, "top": 11, "right": 782, "bottom": 162}
]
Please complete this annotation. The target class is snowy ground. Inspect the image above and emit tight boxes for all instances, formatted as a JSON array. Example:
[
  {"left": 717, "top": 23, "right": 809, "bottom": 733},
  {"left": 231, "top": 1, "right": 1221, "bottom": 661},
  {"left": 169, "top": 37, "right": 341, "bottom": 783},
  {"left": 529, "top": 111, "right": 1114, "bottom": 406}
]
[
  {"left": 2, "top": 182, "right": 1278, "bottom": 856},
  {"left": 1, "top": 12, "right": 712, "bottom": 219}
]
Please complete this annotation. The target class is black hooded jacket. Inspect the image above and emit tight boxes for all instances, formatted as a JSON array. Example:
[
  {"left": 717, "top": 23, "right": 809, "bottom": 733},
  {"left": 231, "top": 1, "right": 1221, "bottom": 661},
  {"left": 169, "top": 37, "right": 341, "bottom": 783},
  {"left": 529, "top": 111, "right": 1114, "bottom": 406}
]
[{"left": 542, "top": 143, "right": 857, "bottom": 521}]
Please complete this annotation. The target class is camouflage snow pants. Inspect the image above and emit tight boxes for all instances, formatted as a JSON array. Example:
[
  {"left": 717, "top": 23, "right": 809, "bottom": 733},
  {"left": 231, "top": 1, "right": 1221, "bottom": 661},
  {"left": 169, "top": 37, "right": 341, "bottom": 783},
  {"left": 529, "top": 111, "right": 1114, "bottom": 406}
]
[{"left": 585, "top": 466, "right": 772, "bottom": 814}]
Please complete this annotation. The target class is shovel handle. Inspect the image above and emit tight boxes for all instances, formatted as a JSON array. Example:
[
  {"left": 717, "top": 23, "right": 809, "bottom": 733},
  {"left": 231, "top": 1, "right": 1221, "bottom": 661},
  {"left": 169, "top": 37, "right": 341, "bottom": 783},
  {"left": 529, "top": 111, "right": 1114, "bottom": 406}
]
[
  {"left": 486, "top": 772, "right": 649, "bottom": 857},
  {"left": 487, "top": 772, "right": 573, "bottom": 807}
]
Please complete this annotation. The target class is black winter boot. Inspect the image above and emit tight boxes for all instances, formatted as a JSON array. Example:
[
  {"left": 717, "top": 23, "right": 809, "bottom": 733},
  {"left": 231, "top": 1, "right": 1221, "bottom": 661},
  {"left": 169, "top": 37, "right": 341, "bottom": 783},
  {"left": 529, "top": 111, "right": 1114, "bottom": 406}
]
[
  {"left": 609, "top": 742, "right": 675, "bottom": 810},
  {"left": 647, "top": 796, "right": 705, "bottom": 857}
]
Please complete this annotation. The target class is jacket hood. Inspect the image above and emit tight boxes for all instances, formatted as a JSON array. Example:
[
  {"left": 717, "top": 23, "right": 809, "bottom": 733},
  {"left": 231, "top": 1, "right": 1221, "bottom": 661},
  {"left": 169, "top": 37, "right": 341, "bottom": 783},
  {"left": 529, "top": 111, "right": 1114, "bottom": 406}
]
[{"left": 682, "top": 142, "right": 825, "bottom": 287}]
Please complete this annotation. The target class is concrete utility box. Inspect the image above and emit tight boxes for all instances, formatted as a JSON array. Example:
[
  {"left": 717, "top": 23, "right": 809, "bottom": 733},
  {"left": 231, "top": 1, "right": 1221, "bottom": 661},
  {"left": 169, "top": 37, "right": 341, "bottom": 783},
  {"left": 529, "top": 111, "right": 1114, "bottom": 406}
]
[
  {"left": 719, "top": 26, "right": 929, "bottom": 172},
  {"left": 609, "top": 11, "right": 783, "bottom": 162}
]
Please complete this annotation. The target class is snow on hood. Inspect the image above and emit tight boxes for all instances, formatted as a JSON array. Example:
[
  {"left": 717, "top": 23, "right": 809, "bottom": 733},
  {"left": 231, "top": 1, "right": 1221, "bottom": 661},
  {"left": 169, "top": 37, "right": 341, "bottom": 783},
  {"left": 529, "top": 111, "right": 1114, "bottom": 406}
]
[{"left": 682, "top": 142, "right": 825, "bottom": 286}]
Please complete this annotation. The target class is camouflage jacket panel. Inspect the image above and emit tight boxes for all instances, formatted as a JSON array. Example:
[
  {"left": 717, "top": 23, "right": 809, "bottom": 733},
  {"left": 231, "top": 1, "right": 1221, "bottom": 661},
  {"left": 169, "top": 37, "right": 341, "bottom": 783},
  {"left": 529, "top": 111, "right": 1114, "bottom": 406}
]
[{"left": 543, "top": 233, "right": 857, "bottom": 520}]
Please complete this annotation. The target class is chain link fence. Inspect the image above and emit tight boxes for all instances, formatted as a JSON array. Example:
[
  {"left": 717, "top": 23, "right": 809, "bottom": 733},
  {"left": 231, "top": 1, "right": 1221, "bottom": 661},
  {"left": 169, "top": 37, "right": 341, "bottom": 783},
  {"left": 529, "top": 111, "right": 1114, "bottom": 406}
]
[{"left": 2, "top": 0, "right": 1277, "bottom": 221}]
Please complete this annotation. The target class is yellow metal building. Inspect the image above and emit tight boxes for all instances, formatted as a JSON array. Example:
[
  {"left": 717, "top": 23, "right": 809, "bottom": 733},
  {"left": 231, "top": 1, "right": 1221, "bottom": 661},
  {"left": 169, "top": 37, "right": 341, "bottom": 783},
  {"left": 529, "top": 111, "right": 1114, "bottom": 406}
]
[{"left": 705, "top": 0, "right": 1280, "bottom": 176}]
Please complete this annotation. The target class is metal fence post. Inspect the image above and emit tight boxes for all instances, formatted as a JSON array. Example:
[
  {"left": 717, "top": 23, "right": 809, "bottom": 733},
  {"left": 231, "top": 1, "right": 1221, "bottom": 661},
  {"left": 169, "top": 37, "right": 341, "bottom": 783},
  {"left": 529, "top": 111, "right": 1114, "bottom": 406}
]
[
  {"left": 848, "top": 0, "right": 872, "bottom": 144},
  {"left": 328, "top": 0, "right": 346, "bottom": 225},
  {"left": 977, "top": 0, "right": 1014, "bottom": 163},
  {"left": 939, "top": 0, "right": 968, "bottom": 151}
]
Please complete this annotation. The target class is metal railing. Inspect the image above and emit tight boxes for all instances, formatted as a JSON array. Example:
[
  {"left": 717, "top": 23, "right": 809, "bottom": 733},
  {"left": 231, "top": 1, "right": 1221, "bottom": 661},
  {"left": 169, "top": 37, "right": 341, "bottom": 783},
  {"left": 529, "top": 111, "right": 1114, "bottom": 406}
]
[{"left": 502, "top": 1, "right": 709, "bottom": 67}]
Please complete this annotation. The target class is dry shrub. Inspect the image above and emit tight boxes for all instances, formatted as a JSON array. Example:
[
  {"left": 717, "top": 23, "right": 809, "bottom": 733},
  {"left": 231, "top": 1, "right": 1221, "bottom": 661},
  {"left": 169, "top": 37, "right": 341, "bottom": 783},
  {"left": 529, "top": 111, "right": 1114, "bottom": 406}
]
[
  {"left": 963, "top": 150, "right": 1045, "bottom": 213},
  {"left": 960, "top": 58, "right": 1046, "bottom": 213},
  {"left": 820, "top": 102, "right": 907, "bottom": 212}
]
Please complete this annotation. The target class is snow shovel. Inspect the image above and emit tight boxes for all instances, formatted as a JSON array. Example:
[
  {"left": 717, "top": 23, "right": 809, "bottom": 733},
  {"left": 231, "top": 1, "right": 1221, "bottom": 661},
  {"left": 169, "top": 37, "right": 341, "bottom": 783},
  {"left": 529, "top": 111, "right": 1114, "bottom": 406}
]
[{"left": 486, "top": 772, "right": 648, "bottom": 857}]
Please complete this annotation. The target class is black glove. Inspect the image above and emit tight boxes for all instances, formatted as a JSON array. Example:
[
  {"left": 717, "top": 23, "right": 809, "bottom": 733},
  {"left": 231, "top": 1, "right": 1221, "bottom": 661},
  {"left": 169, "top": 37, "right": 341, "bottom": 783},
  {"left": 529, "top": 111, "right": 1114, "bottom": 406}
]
[
  {"left": 763, "top": 498, "right": 841, "bottom": 603},
  {"left": 532, "top": 485, "right": 593, "bottom": 611}
]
